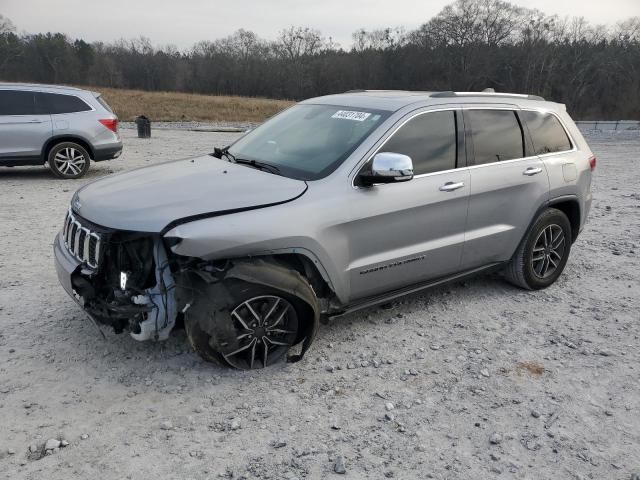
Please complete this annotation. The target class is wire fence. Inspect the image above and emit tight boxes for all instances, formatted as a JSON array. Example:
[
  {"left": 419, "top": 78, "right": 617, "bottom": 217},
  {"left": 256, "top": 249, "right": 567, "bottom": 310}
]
[{"left": 576, "top": 120, "right": 640, "bottom": 132}]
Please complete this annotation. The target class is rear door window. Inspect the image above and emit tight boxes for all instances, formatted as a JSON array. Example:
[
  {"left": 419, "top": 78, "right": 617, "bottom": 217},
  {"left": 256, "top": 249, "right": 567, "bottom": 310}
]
[
  {"left": 0, "top": 90, "right": 38, "bottom": 115},
  {"left": 38, "top": 93, "right": 92, "bottom": 114},
  {"left": 520, "top": 111, "right": 572, "bottom": 154},
  {"left": 466, "top": 110, "right": 525, "bottom": 165},
  {"left": 381, "top": 110, "right": 457, "bottom": 175}
]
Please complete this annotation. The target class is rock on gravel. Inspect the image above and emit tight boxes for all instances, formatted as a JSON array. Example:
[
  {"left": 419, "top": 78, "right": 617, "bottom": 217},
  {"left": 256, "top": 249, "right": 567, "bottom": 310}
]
[
  {"left": 159, "top": 420, "right": 173, "bottom": 430},
  {"left": 44, "top": 439, "right": 61, "bottom": 451},
  {"left": 334, "top": 455, "right": 347, "bottom": 474}
]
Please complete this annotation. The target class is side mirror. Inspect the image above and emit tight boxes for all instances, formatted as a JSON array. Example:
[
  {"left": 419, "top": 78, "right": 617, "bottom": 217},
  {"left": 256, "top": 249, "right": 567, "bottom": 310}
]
[{"left": 359, "top": 152, "right": 414, "bottom": 185}]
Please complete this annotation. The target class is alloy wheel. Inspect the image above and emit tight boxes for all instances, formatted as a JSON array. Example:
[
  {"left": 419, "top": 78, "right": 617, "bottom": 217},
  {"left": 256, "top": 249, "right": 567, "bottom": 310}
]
[
  {"left": 53, "top": 147, "right": 87, "bottom": 177},
  {"left": 531, "top": 224, "right": 566, "bottom": 279},
  {"left": 223, "top": 295, "right": 298, "bottom": 369}
]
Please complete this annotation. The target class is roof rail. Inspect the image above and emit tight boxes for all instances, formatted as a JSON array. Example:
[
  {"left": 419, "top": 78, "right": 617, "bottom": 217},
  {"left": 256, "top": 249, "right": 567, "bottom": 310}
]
[
  {"left": 344, "top": 89, "right": 414, "bottom": 93},
  {"left": 430, "top": 91, "right": 545, "bottom": 101}
]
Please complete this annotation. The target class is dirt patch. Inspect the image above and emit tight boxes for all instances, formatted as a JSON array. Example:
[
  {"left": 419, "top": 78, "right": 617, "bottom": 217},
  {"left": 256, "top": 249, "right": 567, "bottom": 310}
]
[{"left": 515, "top": 361, "right": 546, "bottom": 377}]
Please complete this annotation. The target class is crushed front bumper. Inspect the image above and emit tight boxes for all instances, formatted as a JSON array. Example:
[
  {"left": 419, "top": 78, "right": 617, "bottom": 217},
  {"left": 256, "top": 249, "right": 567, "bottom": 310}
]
[{"left": 53, "top": 231, "right": 82, "bottom": 305}]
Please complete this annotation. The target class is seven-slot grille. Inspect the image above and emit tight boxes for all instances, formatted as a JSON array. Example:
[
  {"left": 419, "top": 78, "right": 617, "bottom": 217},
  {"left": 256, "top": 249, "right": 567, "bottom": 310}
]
[{"left": 62, "top": 210, "right": 102, "bottom": 268}]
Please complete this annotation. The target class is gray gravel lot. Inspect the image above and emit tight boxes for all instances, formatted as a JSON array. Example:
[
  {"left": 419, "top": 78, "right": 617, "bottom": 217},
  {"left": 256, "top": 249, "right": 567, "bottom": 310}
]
[{"left": 0, "top": 128, "right": 639, "bottom": 479}]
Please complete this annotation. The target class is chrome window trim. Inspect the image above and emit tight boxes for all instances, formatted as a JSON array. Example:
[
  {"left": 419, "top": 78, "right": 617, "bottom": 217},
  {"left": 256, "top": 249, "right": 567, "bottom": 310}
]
[
  {"left": 350, "top": 106, "right": 461, "bottom": 189},
  {"left": 462, "top": 106, "right": 577, "bottom": 168},
  {"left": 350, "top": 103, "right": 579, "bottom": 188}
]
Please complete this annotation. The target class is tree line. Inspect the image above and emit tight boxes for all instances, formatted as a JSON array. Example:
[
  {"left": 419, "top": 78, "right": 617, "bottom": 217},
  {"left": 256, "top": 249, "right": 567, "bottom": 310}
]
[{"left": 1, "top": 0, "right": 639, "bottom": 119}]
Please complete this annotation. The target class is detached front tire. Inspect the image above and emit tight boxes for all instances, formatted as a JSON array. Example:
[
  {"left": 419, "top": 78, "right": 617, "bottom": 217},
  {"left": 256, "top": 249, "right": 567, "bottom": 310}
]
[
  {"left": 505, "top": 208, "right": 572, "bottom": 290},
  {"left": 48, "top": 142, "right": 91, "bottom": 179}
]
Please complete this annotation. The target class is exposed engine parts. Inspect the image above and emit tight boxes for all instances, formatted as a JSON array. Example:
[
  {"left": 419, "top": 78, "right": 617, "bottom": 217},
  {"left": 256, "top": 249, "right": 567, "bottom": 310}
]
[
  {"left": 65, "top": 222, "right": 319, "bottom": 368},
  {"left": 70, "top": 231, "right": 177, "bottom": 341}
]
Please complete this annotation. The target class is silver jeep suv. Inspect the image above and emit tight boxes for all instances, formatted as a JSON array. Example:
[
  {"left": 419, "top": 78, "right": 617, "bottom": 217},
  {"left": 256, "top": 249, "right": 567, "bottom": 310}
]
[
  {"left": 53, "top": 90, "right": 594, "bottom": 369},
  {"left": 0, "top": 83, "right": 122, "bottom": 178}
]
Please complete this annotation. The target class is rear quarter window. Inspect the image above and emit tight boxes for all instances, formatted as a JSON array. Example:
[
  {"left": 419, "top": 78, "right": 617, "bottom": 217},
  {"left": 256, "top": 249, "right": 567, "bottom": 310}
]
[
  {"left": 96, "top": 95, "right": 114, "bottom": 113},
  {"left": 520, "top": 111, "right": 572, "bottom": 154},
  {"left": 38, "top": 92, "right": 92, "bottom": 114}
]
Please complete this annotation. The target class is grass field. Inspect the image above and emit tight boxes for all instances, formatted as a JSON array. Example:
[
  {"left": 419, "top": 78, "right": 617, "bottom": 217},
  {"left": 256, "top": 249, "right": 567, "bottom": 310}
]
[{"left": 86, "top": 86, "right": 294, "bottom": 122}]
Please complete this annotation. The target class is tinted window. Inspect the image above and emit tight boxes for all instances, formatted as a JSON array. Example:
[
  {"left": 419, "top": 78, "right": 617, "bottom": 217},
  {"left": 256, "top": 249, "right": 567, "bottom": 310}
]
[
  {"left": 467, "top": 110, "right": 524, "bottom": 164},
  {"left": 381, "top": 110, "right": 457, "bottom": 175},
  {"left": 39, "top": 93, "right": 92, "bottom": 114},
  {"left": 0, "top": 90, "right": 38, "bottom": 115},
  {"left": 520, "top": 111, "right": 572, "bottom": 154}
]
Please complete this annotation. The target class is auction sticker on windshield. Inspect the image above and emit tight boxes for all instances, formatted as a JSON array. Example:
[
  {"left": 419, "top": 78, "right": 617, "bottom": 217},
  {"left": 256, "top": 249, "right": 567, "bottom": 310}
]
[{"left": 332, "top": 110, "right": 372, "bottom": 121}]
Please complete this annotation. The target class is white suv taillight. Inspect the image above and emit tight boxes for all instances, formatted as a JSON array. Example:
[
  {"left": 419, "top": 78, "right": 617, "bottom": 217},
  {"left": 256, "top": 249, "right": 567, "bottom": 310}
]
[{"left": 99, "top": 118, "right": 118, "bottom": 133}]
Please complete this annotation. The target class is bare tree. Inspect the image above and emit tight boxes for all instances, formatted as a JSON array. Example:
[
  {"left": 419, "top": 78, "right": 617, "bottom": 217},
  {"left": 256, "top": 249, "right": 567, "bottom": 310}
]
[
  {"left": 0, "top": 14, "right": 16, "bottom": 34},
  {"left": 1, "top": 2, "right": 639, "bottom": 118},
  {"left": 276, "top": 26, "right": 324, "bottom": 61},
  {"left": 352, "top": 27, "right": 406, "bottom": 51}
]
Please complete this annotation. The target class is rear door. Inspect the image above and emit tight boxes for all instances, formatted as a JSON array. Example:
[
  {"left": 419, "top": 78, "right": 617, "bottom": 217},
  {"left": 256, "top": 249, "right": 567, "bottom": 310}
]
[
  {"left": 346, "top": 108, "right": 470, "bottom": 300},
  {"left": 461, "top": 107, "right": 549, "bottom": 268},
  {"left": 0, "top": 90, "right": 52, "bottom": 163}
]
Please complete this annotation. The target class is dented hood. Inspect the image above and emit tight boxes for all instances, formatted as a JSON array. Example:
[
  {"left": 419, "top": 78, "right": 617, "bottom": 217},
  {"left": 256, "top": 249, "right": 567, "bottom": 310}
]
[{"left": 73, "top": 155, "right": 307, "bottom": 232}]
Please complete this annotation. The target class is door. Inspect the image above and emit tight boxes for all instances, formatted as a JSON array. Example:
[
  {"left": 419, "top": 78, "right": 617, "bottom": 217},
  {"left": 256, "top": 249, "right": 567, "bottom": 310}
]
[
  {"left": 345, "top": 109, "right": 470, "bottom": 300},
  {"left": 461, "top": 108, "right": 550, "bottom": 269},
  {"left": 0, "top": 90, "right": 52, "bottom": 162}
]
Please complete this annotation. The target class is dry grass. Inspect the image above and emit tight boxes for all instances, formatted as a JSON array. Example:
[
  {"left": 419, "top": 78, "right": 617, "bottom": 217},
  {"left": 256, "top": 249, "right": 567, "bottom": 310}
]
[{"left": 80, "top": 86, "right": 294, "bottom": 122}]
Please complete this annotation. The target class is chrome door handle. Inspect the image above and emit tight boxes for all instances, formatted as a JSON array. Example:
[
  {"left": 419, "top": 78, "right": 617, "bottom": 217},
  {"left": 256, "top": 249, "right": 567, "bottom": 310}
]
[
  {"left": 523, "top": 167, "right": 543, "bottom": 176},
  {"left": 439, "top": 181, "right": 465, "bottom": 192}
]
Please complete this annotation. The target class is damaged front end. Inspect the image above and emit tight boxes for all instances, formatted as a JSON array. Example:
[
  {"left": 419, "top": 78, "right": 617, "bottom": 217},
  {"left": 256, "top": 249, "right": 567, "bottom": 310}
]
[
  {"left": 54, "top": 210, "right": 321, "bottom": 367},
  {"left": 58, "top": 210, "right": 177, "bottom": 341}
]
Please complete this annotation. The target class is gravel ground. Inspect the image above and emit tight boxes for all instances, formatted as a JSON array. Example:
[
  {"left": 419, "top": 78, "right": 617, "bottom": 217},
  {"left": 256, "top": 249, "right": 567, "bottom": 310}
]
[{"left": 0, "top": 128, "right": 639, "bottom": 480}]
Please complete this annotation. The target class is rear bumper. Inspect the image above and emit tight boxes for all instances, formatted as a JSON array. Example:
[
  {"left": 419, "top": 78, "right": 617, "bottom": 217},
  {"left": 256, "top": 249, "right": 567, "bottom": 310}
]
[
  {"left": 93, "top": 143, "right": 123, "bottom": 162},
  {"left": 53, "top": 231, "right": 82, "bottom": 305}
]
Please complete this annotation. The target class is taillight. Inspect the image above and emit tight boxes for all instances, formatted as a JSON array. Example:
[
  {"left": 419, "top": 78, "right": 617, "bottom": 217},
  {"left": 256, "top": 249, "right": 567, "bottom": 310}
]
[
  {"left": 99, "top": 118, "right": 118, "bottom": 133},
  {"left": 589, "top": 155, "right": 596, "bottom": 171}
]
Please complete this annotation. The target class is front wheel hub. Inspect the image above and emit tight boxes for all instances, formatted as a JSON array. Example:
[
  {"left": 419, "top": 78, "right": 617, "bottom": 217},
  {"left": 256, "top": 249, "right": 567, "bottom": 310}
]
[{"left": 223, "top": 295, "right": 298, "bottom": 369}]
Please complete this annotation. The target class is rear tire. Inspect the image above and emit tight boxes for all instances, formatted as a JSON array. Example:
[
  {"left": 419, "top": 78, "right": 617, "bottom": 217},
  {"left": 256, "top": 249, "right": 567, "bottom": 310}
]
[
  {"left": 48, "top": 142, "right": 91, "bottom": 179},
  {"left": 505, "top": 208, "right": 572, "bottom": 290}
]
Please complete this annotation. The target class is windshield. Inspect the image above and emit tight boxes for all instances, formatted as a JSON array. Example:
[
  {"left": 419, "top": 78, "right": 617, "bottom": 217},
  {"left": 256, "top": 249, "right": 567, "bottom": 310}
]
[{"left": 227, "top": 104, "right": 390, "bottom": 180}]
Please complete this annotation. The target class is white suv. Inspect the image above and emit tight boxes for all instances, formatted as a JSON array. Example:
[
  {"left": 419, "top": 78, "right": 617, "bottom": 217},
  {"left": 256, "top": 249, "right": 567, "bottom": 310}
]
[{"left": 0, "top": 83, "right": 122, "bottom": 178}]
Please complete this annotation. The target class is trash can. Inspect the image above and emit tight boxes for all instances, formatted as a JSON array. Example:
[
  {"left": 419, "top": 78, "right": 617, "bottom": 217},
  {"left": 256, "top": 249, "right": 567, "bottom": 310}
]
[{"left": 135, "top": 115, "right": 151, "bottom": 138}]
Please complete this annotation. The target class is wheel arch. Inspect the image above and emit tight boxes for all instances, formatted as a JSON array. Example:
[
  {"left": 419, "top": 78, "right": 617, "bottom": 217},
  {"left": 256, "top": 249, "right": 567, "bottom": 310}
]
[
  {"left": 509, "top": 195, "right": 581, "bottom": 263},
  {"left": 42, "top": 135, "right": 95, "bottom": 162},
  {"left": 548, "top": 196, "right": 581, "bottom": 243}
]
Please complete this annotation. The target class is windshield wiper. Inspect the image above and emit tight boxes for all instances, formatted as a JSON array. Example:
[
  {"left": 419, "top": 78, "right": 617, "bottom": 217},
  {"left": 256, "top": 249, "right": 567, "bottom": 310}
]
[
  {"left": 212, "top": 146, "right": 235, "bottom": 162},
  {"left": 233, "top": 158, "right": 281, "bottom": 175},
  {"left": 212, "top": 146, "right": 280, "bottom": 175}
]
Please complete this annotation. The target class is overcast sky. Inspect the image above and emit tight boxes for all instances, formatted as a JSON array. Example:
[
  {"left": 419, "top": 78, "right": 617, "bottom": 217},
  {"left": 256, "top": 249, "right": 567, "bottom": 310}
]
[{"left": 3, "top": 0, "right": 640, "bottom": 48}]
